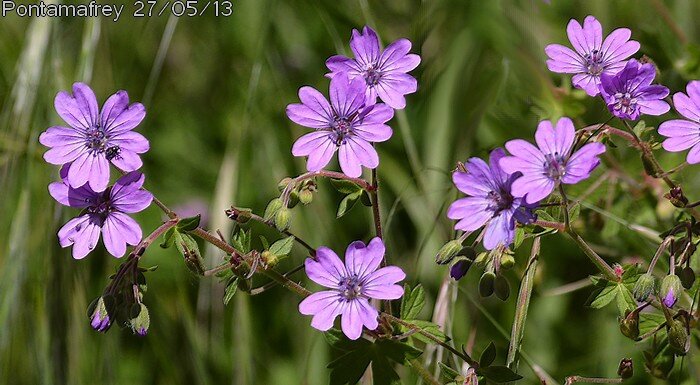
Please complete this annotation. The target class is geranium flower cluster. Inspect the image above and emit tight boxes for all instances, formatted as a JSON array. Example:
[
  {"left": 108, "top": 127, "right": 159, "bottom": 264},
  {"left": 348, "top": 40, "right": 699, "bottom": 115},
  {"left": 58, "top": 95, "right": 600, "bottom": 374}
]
[
  {"left": 39, "top": 83, "right": 153, "bottom": 259},
  {"left": 287, "top": 26, "right": 420, "bottom": 178},
  {"left": 446, "top": 15, "right": 700, "bottom": 252},
  {"left": 287, "top": 26, "right": 420, "bottom": 339}
]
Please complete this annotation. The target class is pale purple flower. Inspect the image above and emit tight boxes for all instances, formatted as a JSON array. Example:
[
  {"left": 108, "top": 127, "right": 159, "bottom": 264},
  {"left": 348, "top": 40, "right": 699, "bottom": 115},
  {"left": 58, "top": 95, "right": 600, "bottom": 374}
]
[
  {"left": 89, "top": 297, "right": 112, "bottom": 332},
  {"left": 447, "top": 149, "right": 535, "bottom": 250},
  {"left": 50, "top": 168, "right": 153, "bottom": 259},
  {"left": 298, "top": 237, "right": 404, "bottom": 340},
  {"left": 326, "top": 26, "right": 420, "bottom": 109},
  {"left": 658, "top": 81, "right": 700, "bottom": 163},
  {"left": 599, "top": 59, "right": 670, "bottom": 120},
  {"left": 500, "top": 118, "right": 606, "bottom": 204},
  {"left": 545, "top": 15, "right": 639, "bottom": 96},
  {"left": 287, "top": 73, "right": 394, "bottom": 178},
  {"left": 39, "top": 83, "right": 149, "bottom": 192}
]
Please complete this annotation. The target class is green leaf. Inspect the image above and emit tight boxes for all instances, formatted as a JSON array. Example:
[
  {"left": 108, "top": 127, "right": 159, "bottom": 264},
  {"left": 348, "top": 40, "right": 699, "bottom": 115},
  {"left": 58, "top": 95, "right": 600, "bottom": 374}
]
[
  {"left": 400, "top": 284, "right": 425, "bottom": 320},
  {"left": 231, "top": 229, "right": 251, "bottom": 254},
  {"left": 404, "top": 320, "right": 449, "bottom": 344},
  {"left": 336, "top": 190, "right": 362, "bottom": 218},
  {"left": 477, "top": 366, "right": 522, "bottom": 383},
  {"left": 479, "top": 341, "right": 496, "bottom": 368},
  {"left": 325, "top": 330, "right": 422, "bottom": 385},
  {"left": 569, "top": 202, "right": 581, "bottom": 223},
  {"left": 160, "top": 227, "right": 176, "bottom": 248},
  {"left": 223, "top": 277, "right": 239, "bottom": 305},
  {"left": 586, "top": 278, "right": 637, "bottom": 316},
  {"left": 177, "top": 214, "right": 201, "bottom": 232},
  {"left": 640, "top": 313, "right": 667, "bottom": 336},
  {"left": 330, "top": 178, "right": 362, "bottom": 194},
  {"left": 439, "top": 362, "right": 460, "bottom": 382},
  {"left": 269, "top": 236, "right": 295, "bottom": 257},
  {"left": 513, "top": 227, "right": 525, "bottom": 249}
]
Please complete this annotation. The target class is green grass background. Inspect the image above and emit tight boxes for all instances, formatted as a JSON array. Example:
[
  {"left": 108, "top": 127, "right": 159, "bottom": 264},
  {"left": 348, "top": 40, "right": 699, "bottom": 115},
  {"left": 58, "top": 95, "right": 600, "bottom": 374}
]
[{"left": 3, "top": 0, "right": 700, "bottom": 384}]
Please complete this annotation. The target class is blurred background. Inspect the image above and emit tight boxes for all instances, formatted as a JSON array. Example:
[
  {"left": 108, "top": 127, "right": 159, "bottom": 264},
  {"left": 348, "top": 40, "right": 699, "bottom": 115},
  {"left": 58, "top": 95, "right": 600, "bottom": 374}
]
[{"left": 3, "top": 0, "right": 700, "bottom": 384}]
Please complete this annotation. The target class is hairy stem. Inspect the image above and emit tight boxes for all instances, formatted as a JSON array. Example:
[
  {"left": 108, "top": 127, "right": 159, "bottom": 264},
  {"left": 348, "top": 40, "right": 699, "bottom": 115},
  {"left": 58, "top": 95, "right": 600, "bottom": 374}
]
[{"left": 407, "top": 359, "right": 441, "bottom": 385}]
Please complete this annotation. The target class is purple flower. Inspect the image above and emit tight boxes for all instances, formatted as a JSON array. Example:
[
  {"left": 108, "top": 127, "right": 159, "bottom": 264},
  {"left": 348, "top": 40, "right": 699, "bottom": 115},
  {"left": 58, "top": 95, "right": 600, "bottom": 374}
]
[
  {"left": 500, "top": 118, "right": 606, "bottom": 204},
  {"left": 287, "top": 73, "right": 394, "bottom": 178},
  {"left": 447, "top": 149, "right": 534, "bottom": 250},
  {"left": 545, "top": 15, "right": 639, "bottom": 96},
  {"left": 298, "top": 237, "right": 405, "bottom": 340},
  {"left": 658, "top": 81, "right": 700, "bottom": 163},
  {"left": 39, "top": 83, "right": 149, "bottom": 192},
  {"left": 50, "top": 168, "right": 153, "bottom": 259},
  {"left": 599, "top": 59, "right": 670, "bottom": 120},
  {"left": 326, "top": 26, "right": 420, "bottom": 109},
  {"left": 89, "top": 297, "right": 112, "bottom": 332}
]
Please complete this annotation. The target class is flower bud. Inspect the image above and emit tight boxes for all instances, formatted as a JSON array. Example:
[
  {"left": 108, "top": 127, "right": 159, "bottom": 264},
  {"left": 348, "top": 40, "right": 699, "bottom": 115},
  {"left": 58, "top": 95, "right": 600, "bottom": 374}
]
[
  {"left": 494, "top": 275, "right": 510, "bottom": 301},
  {"left": 450, "top": 259, "right": 472, "bottom": 280},
  {"left": 660, "top": 274, "right": 682, "bottom": 308},
  {"left": 679, "top": 266, "right": 695, "bottom": 289},
  {"left": 617, "top": 358, "right": 633, "bottom": 379},
  {"left": 479, "top": 272, "right": 496, "bottom": 298},
  {"left": 274, "top": 208, "right": 291, "bottom": 231},
  {"left": 435, "top": 240, "right": 462, "bottom": 265},
  {"left": 500, "top": 254, "right": 515, "bottom": 270},
  {"left": 88, "top": 296, "right": 113, "bottom": 332},
  {"left": 619, "top": 310, "right": 640, "bottom": 340},
  {"left": 226, "top": 207, "right": 252, "bottom": 224},
  {"left": 261, "top": 250, "right": 280, "bottom": 268},
  {"left": 277, "top": 177, "right": 293, "bottom": 192},
  {"left": 130, "top": 303, "right": 150, "bottom": 337},
  {"left": 264, "top": 198, "right": 283, "bottom": 221},
  {"left": 287, "top": 191, "right": 300, "bottom": 208},
  {"left": 664, "top": 186, "right": 688, "bottom": 208},
  {"left": 633, "top": 273, "right": 656, "bottom": 302},
  {"left": 299, "top": 189, "right": 313, "bottom": 205},
  {"left": 667, "top": 320, "right": 689, "bottom": 355}
]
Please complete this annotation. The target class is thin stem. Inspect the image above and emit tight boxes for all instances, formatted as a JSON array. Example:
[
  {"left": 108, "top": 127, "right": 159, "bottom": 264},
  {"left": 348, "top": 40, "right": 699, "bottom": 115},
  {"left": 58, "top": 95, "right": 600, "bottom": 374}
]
[
  {"left": 280, "top": 170, "right": 375, "bottom": 206},
  {"left": 407, "top": 359, "right": 441, "bottom": 385},
  {"left": 387, "top": 315, "right": 478, "bottom": 368},
  {"left": 576, "top": 116, "right": 614, "bottom": 149},
  {"left": 566, "top": 230, "right": 618, "bottom": 281},
  {"left": 565, "top": 376, "right": 624, "bottom": 385},
  {"left": 506, "top": 237, "right": 540, "bottom": 369},
  {"left": 228, "top": 208, "right": 316, "bottom": 254},
  {"left": 203, "top": 262, "right": 234, "bottom": 277},
  {"left": 648, "top": 236, "right": 673, "bottom": 274},
  {"left": 152, "top": 196, "right": 177, "bottom": 219},
  {"left": 533, "top": 220, "right": 566, "bottom": 232},
  {"left": 250, "top": 263, "right": 305, "bottom": 295},
  {"left": 370, "top": 167, "right": 383, "bottom": 241},
  {"left": 558, "top": 184, "right": 571, "bottom": 230}
]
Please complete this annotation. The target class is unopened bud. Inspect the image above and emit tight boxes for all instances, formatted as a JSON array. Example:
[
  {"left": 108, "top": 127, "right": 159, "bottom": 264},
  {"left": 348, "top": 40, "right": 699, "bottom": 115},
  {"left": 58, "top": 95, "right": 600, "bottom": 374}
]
[
  {"left": 619, "top": 310, "right": 640, "bottom": 340},
  {"left": 299, "top": 189, "right": 313, "bottom": 205},
  {"left": 500, "top": 254, "right": 515, "bottom": 270},
  {"left": 277, "top": 177, "right": 293, "bottom": 192},
  {"left": 261, "top": 250, "right": 279, "bottom": 268},
  {"left": 664, "top": 186, "right": 688, "bottom": 208},
  {"left": 264, "top": 198, "right": 283, "bottom": 221},
  {"left": 679, "top": 266, "right": 695, "bottom": 289},
  {"left": 274, "top": 208, "right": 291, "bottom": 231},
  {"left": 668, "top": 320, "right": 689, "bottom": 355},
  {"left": 130, "top": 303, "right": 150, "bottom": 337},
  {"left": 287, "top": 191, "right": 300, "bottom": 208},
  {"left": 660, "top": 274, "right": 682, "bottom": 308},
  {"left": 435, "top": 240, "right": 462, "bottom": 265},
  {"left": 641, "top": 153, "right": 660, "bottom": 178},
  {"left": 633, "top": 273, "right": 656, "bottom": 302},
  {"left": 450, "top": 259, "right": 472, "bottom": 280},
  {"left": 479, "top": 272, "right": 496, "bottom": 298},
  {"left": 226, "top": 207, "right": 252, "bottom": 224},
  {"left": 88, "top": 296, "right": 113, "bottom": 333},
  {"left": 494, "top": 275, "right": 510, "bottom": 301},
  {"left": 617, "top": 358, "right": 633, "bottom": 379}
]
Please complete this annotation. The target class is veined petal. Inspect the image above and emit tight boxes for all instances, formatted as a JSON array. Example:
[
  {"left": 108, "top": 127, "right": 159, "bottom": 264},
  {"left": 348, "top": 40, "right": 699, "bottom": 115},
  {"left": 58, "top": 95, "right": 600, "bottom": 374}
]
[
  {"left": 299, "top": 291, "right": 342, "bottom": 315},
  {"left": 305, "top": 247, "right": 346, "bottom": 288},
  {"left": 286, "top": 103, "right": 331, "bottom": 129},
  {"left": 102, "top": 212, "right": 142, "bottom": 258},
  {"left": 482, "top": 211, "right": 514, "bottom": 250},
  {"left": 344, "top": 237, "right": 385, "bottom": 278},
  {"left": 350, "top": 26, "right": 381, "bottom": 67}
]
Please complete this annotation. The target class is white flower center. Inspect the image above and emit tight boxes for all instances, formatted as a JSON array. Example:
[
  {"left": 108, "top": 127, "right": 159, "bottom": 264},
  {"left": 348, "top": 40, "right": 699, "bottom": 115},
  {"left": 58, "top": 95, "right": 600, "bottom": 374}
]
[
  {"left": 338, "top": 274, "right": 363, "bottom": 300},
  {"left": 613, "top": 92, "right": 638, "bottom": 116},
  {"left": 543, "top": 153, "right": 567, "bottom": 180},
  {"left": 584, "top": 49, "right": 605, "bottom": 75}
]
